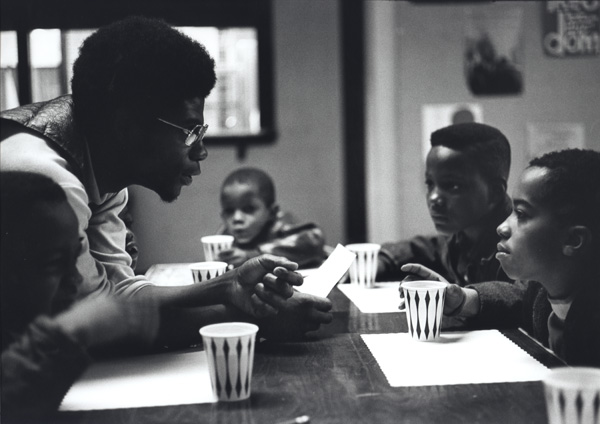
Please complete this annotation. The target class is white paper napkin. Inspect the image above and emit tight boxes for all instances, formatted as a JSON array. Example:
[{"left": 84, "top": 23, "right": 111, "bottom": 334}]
[
  {"left": 362, "top": 330, "right": 551, "bottom": 387},
  {"left": 60, "top": 349, "right": 216, "bottom": 410},
  {"left": 337, "top": 282, "right": 402, "bottom": 313}
]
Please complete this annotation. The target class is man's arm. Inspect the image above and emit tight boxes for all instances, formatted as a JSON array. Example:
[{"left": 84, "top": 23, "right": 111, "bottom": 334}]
[
  {"left": 137, "top": 255, "right": 302, "bottom": 316},
  {"left": 156, "top": 291, "right": 334, "bottom": 347}
]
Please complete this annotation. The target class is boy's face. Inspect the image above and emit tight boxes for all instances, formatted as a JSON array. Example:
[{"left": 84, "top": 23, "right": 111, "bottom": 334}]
[
  {"left": 425, "top": 145, "right": 496, "bottom": 236},
  {"left": 9, "top": 200, "right": 82, "bottom": 322},
  {"left": 496, "top": 167, "right": 568, "bottom": 288},
  {"left": 220, "top": 181, "right": 275, "bottom": 245}
]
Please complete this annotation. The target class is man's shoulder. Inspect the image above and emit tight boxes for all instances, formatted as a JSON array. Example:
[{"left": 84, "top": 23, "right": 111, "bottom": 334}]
[{"left": 1, "top": 131, "right": 82, "bottom": 187}]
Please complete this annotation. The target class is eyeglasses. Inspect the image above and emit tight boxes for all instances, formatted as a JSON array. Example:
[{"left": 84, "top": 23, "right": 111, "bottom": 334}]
[{"left": 157, "top": 118, "right": 208, "bottom": 147}]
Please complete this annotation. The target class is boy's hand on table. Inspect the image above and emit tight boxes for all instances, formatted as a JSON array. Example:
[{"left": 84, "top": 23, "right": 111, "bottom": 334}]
[
  {"left": 400, "top": 263, "right": 448, "bottom": 283},
  {"left": 399, "top": 263, "right": 475, "bottom": 316},
  {"left": 398, "top": 263, "right": 449, "bottom": 309},
  {"left": 231, "top": 254, "right": 303, "bottom": 318},
  {"left": 257, "top": 291, "right": 333, "bottom": 341}
]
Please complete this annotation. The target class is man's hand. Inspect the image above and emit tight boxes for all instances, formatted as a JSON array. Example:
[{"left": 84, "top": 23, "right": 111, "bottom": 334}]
[
  {"left": 257, "top": 291, "right": 333, "bottom": 341},
  {"left": 229, "top": 254, "right": 303, "bottom": 318}
]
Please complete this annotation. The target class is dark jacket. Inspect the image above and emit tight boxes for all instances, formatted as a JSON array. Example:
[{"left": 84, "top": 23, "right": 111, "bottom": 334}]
[
  {"left": 219, "top": 211, "right": 329, "bottom": 268},
  {"left": 0, "top": 95, "right": 85, "bottom": 178},
  {"left": 521, "top": 280, "right": 600, "bottom": 367}
]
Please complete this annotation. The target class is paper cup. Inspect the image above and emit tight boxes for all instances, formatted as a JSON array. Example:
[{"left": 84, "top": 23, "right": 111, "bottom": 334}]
[
  {"left": 190, "top": 261, "right": 228, "bottom": 283},
  {"left": 400, "top": 280, "right": 447, "bottom": 341},
  {"left": 201, "top": 235, "right": 234, "bottom": 261},
  {"left": 346, "top": 243, "right": 380, "bottom": 288},
  {"left": 543, "top": 367, "right": 600, "bottom": 424},
  {"left": 199, "top": 322, "right": 259, "bottom": 401}
]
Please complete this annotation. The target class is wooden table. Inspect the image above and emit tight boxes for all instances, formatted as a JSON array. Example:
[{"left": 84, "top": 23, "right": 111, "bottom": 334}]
[{"left": 55, "top": 270, "right": 564, "bottom": 424}]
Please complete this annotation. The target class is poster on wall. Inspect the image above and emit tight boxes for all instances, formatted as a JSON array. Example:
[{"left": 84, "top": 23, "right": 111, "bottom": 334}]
[
  {"left": 464, "top": 6, "right": 524, "bottom": 96},
  {"left": 421, "top": 103, "right": 483, "bottom": 161},
  {"left": 543, "top": 1, "right": 600, "bottom": 57},
  {"left": 526, "top": 122, "right": 585, "bottom": 159}
]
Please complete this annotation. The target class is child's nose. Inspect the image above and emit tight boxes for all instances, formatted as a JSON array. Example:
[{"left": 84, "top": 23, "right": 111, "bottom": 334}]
[
  {"left": 428, "top": 190, "right": 444, "bottom": 208},
  {"left": 232, "top": 210, "right": 245, "bottom": 222},
  {"left": 496, "top": 220, "right": 510, "bottom": 238}
]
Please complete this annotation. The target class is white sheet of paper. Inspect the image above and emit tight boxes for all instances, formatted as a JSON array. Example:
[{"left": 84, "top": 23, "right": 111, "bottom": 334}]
[
  {"left": 362, "top": 330, "right": 551, "bottom": 387},
  {"left": 337, "top": 282, "right": 403, "bottom": 313},
  {"left": 294, "top": 244, "right": 356, "bottom": 298},
  {"left": 60, "top": 349, "right": 216, "bottom": 411}
]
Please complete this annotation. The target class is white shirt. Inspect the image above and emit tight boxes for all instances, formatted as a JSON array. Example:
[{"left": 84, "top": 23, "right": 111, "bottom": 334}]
[{"left": 1, "top": 131, "right": 152, "bottom": 298}]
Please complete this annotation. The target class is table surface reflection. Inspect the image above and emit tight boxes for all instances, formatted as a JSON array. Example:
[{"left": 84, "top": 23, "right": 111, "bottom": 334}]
[{"left": 55, "top": 273, "right": 564, "bottom": 424}]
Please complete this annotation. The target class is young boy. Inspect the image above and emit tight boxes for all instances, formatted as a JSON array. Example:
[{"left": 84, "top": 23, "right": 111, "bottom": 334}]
[
  {"left": 217, "top": 167, "right": 329, "bottom": 269},
  {"left": 495, "top": 149, "right": 600, "bottom": 366},
  {"left": 378, "top": 123, "right": 524, "bottom": 328},
  {"left": 1, "top": 171, "right": 159, "bottom": 420}
]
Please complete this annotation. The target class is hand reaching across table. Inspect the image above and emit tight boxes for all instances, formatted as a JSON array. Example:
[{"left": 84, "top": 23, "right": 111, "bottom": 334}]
[
  {"left": 230, "top": 254, "right": 303, "bottom": 318},
  {"left": 400, "top": 263, "right": 467, "bottom": 315}
]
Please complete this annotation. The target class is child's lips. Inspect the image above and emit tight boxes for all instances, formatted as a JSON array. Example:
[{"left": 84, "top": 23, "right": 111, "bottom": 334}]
[
  {"left": 496, "top": 243, "right": 510, "bottom": 259},
  {"left": 430, "top": 213, "right": 449, "bottom": 223}
]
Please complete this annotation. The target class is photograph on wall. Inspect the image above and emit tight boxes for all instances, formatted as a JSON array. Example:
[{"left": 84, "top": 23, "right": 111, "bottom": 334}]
[
  {"left": 542, "top": 1, "right": 600, "bottom": 58},
  {"left": 464, "top": 6, "right": 524, "bottom": 96}
]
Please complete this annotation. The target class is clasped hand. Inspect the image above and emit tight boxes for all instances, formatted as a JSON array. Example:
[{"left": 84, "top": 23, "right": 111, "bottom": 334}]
[{"left": 230, "top": 254, "right": 303, "bottom": 318}]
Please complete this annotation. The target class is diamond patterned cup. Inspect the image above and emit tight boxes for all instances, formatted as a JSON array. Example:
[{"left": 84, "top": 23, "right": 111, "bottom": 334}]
[
  {"left": 199, "top": 322, "right": 259, "bottom": 401},
  {"left": 345, "top": 243, "right": 380, "bottom": 288},
  {"left": 201, "top": 235, "right": 234, "bottom": 261},
  {"left": 400, "top": 280, "right": 447, "bottom": 341},
  {"left": 543, "top": 367, "right": 600, "bottom": 424},
  {"left": 190, "top": 261, "right": 228, "bottom": 283}
]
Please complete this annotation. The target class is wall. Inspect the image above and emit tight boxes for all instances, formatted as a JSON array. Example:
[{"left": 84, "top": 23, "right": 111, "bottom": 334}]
[
  {"left": 131, "top": 0, "right": 344, "bottom": 272},
  {"left": 366, "top": 1, "right": 600, "bottom": 244}
]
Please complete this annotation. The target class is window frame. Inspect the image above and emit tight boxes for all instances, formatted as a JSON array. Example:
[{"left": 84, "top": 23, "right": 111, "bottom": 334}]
[{"left": 0, "top": 0, "right": 276, "bottom": 158}]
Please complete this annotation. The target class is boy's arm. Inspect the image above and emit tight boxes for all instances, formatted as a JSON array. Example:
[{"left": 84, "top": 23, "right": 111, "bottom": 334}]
[
  {"left": 1, "top": 316, "right": 92, "bottom": 416},
  {"left": 378, "top": 235, "right": 448, "bottom": 281},
  {"left": 399, "top": 263, "right": 527, "bottom": 330},
  {"left": 463, "top": 280, "right": 528, "bottom": 329}
]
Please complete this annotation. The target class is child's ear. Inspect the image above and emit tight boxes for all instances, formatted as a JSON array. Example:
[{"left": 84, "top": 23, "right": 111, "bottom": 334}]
[
  {"left": 269, "top": 203, "right": 280, "bottom": 220},
  {"left": 562, "top": 225, "right": 592, "bottom": 257},
  {"left": 489, "top": 178, "right": 507, "bottom": 208}
]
